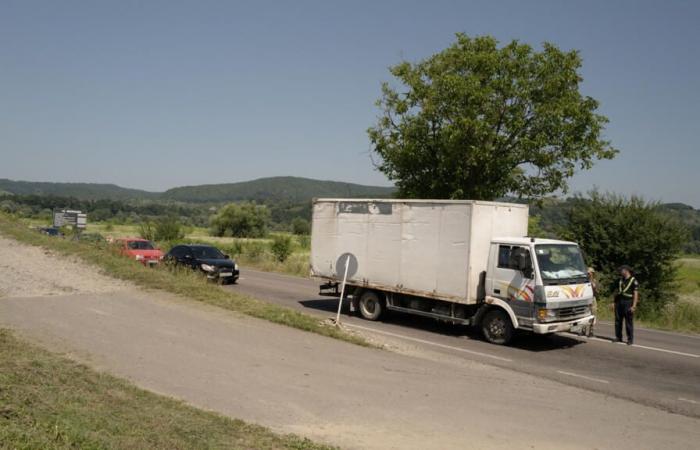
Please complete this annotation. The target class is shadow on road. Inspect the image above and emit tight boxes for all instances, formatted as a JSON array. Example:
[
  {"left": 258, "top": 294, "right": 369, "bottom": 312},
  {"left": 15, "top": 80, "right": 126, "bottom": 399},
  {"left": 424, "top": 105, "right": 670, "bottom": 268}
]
[{"left": 299, "top": 298, "right": 585, "bottom": 352}]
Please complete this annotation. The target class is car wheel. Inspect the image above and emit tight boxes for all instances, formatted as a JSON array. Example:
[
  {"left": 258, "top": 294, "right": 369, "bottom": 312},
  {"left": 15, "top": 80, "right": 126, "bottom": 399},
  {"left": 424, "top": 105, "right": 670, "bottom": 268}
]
[
  {"left": 358, "top": 290, "right": 385, "bottom": 321},
  {"left": 481, "top": 309, "right": 514, "bottom": 345}
]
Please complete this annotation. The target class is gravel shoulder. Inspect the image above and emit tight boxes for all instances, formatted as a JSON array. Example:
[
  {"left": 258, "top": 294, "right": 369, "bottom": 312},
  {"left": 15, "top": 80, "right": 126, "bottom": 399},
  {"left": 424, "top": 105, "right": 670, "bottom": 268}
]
[{"left": 0, "top": 235, "right": 129, "bottom": 298}]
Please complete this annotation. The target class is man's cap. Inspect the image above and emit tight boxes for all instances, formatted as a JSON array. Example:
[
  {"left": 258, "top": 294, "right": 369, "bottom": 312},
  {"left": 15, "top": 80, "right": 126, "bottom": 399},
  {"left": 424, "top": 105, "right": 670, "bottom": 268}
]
[
  {"left": 587, "top": 267, "right": 595, "bottom": 273},
  {"left": 618, "top": 264, "right": 633, "bottom": 273}
]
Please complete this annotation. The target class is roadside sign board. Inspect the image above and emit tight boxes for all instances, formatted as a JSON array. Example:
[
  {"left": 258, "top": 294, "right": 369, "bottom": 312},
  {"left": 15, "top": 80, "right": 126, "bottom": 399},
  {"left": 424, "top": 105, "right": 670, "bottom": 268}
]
[
  {"left": 53, "top": 209, "right": 87, "bottom": 229},
  {"left": 53, "top": 211, "right": 65, "bottom": 227}
]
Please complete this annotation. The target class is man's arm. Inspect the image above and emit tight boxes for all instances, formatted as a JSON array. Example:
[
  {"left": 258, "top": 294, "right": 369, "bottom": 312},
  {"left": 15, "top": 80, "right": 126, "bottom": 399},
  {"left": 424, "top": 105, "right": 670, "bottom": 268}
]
[{"left": 631, "top": 279, "right": 640, "bottom": 312}]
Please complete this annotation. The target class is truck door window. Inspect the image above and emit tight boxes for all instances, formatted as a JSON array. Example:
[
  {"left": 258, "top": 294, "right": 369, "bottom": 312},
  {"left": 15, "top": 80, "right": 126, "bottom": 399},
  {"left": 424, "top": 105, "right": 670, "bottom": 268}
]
[
  {"left": 498, "top": 245, "right": 531, "bottom": 271},
  {"left": 498, "top": 245, "right": 512, "bottom": 269}
]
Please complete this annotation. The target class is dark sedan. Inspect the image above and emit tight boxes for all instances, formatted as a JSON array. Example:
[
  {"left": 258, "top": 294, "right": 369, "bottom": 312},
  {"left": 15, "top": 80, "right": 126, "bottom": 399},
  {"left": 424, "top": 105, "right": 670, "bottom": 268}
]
[{"left": 165, "top": 244, "right": 239, "bottom": 284}]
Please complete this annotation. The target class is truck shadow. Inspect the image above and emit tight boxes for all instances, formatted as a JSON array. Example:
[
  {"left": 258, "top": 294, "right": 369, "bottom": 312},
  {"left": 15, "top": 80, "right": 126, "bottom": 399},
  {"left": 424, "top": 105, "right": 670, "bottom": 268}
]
[{"left": 298, "top": 298, "right": 584, "bottom": 352}]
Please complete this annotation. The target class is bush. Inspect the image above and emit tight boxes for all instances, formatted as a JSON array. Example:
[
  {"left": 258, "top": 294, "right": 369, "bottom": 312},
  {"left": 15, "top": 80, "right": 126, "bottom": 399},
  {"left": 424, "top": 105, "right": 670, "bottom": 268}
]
[
  {"left": 154, "top": 216, "right": 185, "bottom": 241},
  {"left": 560, "top": 192, "right": 688, "bottom": 317},
  {"left": 270, "top": 234, "right": 293, "bottom": 262},
  {"left": 138, "top": 221, "right": 156, "bottom": 241},
  {"left": 210, "top": 203, "right": 270, "bottom": 238},
  {"left": 291, "top": 217, "right": 310, "bottom": 235},
  {"left": 139, "top": 217, "right": 185, "bottom": 242},
  {"left": 297, "top": 234, "right": 311, "bottom": 250},
  {"left": 243, "top": 241, "right": 268, "bottom": 260}
]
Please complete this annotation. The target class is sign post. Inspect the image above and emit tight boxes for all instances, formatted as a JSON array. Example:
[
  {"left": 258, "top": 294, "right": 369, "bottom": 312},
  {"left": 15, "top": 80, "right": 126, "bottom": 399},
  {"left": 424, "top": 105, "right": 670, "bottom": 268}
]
[{"left": 334, "top": 254, "right": 351, "bottom": 325}]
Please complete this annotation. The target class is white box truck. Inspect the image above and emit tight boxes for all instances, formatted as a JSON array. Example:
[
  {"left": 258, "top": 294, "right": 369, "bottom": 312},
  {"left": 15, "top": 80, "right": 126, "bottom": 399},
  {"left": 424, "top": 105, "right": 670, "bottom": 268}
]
[{"left": 311, "top": 199, "right": 595, "bottom": 345}]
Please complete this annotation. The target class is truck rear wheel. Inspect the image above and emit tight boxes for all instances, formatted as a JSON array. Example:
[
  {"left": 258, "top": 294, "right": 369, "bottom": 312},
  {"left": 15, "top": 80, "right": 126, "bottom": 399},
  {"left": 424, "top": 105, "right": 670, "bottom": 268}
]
[
  {"left": 359, "top": 291, "right": 384, "bottom": 321},
  {"left": 481, "top": 309, "right": 513, "bottom": 345}
]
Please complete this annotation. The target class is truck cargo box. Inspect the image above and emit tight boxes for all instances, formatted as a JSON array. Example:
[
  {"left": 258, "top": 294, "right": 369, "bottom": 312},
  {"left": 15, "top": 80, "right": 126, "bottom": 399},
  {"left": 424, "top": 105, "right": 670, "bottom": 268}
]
[{"left": 310, "top": 199, "right": 529, "bottom": 305}]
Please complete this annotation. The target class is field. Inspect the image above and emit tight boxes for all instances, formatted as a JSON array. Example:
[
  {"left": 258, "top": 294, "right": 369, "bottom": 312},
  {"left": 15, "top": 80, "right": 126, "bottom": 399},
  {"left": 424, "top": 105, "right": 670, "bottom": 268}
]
[
  {"left": 22, "top": 219, "right": 311, "bottom": 277},
  {"left": 678, "top": 256, "right": 700, "bottom": 302},
  {"left": 0, "top": 329, "right": 332, "bottom": 449}
]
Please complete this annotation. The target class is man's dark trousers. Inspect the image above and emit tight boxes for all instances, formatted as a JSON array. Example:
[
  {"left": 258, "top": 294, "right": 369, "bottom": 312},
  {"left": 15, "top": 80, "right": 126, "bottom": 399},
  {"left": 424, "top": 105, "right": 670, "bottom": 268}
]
[{"left": 615, "top": 298, "right": 634, "bottom": 343}]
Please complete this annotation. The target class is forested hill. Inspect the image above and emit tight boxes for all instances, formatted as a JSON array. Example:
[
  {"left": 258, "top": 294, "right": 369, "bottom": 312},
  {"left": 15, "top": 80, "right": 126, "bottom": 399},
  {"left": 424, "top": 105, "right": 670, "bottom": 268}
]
[
  {"left": 0, "top": 179, "right": 156, "bottom": 200},
  {"left": 0, "top": 177, "right": 395, "bottom": 203},
  {"left": 161, "top": 176, "right": 395, "bottom": 203}
]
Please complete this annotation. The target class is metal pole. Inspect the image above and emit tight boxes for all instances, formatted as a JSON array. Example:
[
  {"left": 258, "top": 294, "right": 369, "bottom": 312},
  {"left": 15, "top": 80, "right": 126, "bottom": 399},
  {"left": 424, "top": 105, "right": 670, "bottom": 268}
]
[{"left": 335, "top": 254, "right": 351, "bottom": 325}]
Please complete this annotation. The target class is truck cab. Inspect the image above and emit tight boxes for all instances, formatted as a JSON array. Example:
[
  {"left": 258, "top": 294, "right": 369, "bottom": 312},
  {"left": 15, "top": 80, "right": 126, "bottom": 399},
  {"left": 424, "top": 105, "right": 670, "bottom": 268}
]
[{"left": 482, "top": 237, "right": 595, "bottom": 343}]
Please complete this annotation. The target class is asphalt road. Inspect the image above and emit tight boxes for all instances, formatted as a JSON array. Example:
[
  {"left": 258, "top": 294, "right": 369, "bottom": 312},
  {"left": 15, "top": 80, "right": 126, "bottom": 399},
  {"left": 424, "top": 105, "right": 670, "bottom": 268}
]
[
  {"left": 4, "top": 290, "right": 700, "bottom": 450},
  {"left": 228, "top": 269, "right": 700, "bottom": 418}
]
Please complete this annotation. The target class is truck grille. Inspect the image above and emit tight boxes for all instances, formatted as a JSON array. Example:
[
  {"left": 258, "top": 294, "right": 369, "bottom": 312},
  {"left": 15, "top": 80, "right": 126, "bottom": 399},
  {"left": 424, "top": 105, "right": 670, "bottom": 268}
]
[{"left": 556, "top": 305, "right": 589, "bottom": 319}]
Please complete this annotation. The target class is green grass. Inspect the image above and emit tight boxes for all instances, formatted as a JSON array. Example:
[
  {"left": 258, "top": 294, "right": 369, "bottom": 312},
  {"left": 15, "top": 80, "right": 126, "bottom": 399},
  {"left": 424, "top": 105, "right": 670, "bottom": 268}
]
[
  {"left": 677, "top": 257, "right": 700, "bottom": 299},
  {"left": 26, "top": 218, "right": 311, "bottom": 277},
  {"left": 0, "top": 329, "right": 334, "bottom": 450},
  {"left": 0, "top": 214, "right": 370, "bottom": 348}
]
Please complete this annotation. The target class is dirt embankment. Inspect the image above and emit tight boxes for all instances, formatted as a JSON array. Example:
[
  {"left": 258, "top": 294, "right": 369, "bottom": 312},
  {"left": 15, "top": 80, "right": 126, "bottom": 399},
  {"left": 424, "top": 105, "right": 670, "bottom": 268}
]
[{"left": 0, "top": 235, "right": 128, "bottom": 298}]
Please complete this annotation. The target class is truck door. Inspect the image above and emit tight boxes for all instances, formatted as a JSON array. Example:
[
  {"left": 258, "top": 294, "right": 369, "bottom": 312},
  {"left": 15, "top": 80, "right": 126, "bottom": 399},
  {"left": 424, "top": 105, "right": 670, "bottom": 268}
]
[{"left": 490, "top": 244, "right": 535, "bottom": 323}]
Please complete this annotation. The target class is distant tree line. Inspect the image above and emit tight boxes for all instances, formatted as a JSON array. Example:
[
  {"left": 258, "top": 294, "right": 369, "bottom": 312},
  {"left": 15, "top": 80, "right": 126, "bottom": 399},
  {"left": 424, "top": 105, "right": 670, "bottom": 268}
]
[{"left": 0, "top": 193, "right": 314, "bottom": 235}]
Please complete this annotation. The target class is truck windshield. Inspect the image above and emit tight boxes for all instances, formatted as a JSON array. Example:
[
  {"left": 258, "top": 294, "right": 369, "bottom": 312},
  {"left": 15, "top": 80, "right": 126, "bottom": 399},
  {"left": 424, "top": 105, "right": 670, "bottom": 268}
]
[{"left": 535, "top": 244, "right": 588, "bottom": 285}]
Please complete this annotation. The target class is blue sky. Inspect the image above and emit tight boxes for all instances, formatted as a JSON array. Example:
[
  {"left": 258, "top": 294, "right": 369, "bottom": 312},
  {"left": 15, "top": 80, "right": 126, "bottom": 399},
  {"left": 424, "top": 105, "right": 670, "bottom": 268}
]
[{"left": 1, "top": 0, "right": 698, "bottom": 206}]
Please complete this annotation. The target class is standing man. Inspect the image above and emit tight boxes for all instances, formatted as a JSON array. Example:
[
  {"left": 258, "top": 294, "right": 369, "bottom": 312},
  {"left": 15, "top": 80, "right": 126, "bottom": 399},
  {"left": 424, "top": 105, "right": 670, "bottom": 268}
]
[{"left": 614, "top": 265, "right": 639, "bottom": 345}]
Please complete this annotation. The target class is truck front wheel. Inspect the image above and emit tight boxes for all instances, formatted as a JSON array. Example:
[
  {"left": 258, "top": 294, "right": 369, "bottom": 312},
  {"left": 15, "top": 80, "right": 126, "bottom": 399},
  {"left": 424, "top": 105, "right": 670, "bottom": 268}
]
[
  {"left": 481, "top": 309, "right": 513, "bottom": 345},
  {"left": 359, "top": 291, "right": 385, "bottom": 321}
]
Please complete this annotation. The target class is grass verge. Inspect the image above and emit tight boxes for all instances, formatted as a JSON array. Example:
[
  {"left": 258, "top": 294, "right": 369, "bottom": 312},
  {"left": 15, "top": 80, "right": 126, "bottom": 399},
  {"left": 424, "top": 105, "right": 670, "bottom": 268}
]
[
  {"left": 0, "top": 329, "right": 334, "bottom": 449},
  {"left": 595, "top": 257, "right": 700, "bottom": 334},
  {"left": 0, "top": 214, "right": 369, "bottom": 347},
  {"left": 596, "top": 298, "right": 700, "bottom": 334}
]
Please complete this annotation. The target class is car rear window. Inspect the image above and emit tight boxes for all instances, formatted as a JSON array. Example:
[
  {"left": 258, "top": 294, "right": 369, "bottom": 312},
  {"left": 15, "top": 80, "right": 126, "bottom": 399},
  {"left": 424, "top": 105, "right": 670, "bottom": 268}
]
[{"left": 127, "top": 241, "right": 155, "bottom": 250}]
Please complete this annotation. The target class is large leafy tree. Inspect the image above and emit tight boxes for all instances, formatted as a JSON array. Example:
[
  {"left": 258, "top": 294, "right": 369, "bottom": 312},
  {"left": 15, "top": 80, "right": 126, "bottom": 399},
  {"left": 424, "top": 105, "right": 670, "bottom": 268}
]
[{"left": 368, "top": 34, "right": 617, "bottom": 200}]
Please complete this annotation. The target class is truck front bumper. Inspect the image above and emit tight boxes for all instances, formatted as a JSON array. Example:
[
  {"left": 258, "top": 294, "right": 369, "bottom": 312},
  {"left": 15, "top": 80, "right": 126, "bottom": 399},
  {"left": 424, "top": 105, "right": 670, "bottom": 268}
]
[{"left": 532, "top": 315, "right": 595, "bottom": 334}]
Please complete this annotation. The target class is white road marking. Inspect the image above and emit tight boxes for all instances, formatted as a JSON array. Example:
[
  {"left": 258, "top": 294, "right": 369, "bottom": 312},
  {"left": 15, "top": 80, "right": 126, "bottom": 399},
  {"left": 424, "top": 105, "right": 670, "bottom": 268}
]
[
  {"left": 88, "top": 308, "right": 109, "bottom": 316},
  {"left": 678, "top": 397, "right": 698, "bottom": 405},
  {"left": 564, "top": 333, "right": 700, "bottom": 359},
  {"left": 556, "top": 370, "right": 610, "bottom": 384},
  {"left": 344, "top": 323, "right": 513, "bottom": 362},
  {"left": 597, "top": 321, "right": 700, "bottom": 340},
  {"left": 629, "top": 343, "right": 699, "bottom": 358}
]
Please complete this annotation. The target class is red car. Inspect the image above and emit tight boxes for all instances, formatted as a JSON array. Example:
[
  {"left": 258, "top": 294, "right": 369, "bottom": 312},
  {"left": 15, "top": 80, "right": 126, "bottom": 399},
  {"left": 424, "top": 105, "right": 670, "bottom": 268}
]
[{"left": 116, "top": 238, "right": 164, "bottom": 266}]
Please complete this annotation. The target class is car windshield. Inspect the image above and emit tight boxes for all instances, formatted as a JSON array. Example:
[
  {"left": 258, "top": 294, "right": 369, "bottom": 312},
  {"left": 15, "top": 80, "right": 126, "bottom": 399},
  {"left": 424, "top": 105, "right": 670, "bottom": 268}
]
[
  {"left": 191, "top": 246, "right": 225, "bottom": 259},
  {"left": 127, "top": 240, "right": 155, "bottom": 250},
  {"left": 535, "top": 244, "right": 587, "bottom": 283}
]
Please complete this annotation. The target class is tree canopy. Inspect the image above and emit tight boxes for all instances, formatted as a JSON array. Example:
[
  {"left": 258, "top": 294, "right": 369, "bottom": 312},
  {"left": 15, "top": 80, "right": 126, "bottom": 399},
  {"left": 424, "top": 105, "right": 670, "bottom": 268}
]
[
  {"left": 210, "top": 203, "right": 270, "bottom": 238},
  {"left": 368, "top": 34, "right": 617, "bottom": 200},
  {"left": 559, "top": 192, "right": 688, "bottom": 316}
]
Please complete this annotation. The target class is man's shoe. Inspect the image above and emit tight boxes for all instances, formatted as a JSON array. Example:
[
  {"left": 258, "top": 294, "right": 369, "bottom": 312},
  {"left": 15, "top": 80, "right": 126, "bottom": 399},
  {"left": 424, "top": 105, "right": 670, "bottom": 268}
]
[
  {"left": 627, "top": 341, "right": 634, "bottom": 346},
  {"left": 612, "top": 338, "right": 622, "bottom": 343}
]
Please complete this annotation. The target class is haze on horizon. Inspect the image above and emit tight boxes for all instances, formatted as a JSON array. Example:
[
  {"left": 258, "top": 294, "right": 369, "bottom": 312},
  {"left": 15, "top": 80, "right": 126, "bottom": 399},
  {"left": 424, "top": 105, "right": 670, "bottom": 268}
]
[{"left": 1, "top": 1, "right": 699, "bottom": 207}]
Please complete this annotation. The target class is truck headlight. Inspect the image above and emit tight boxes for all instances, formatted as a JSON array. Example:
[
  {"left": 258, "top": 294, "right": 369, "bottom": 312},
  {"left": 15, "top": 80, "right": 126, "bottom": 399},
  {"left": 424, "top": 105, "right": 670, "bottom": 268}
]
[
  {"left": 234, "top": 263, "right": 239, "bottom": 271},
  {"left": 135, "top": 254, "right": 144, "bottom": 260},
  {"left": 537, "top": 308, "right": 557, "bottom": 321},
  {"left": 201, "top": 264, "right": 215, "bottom": 272}
]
